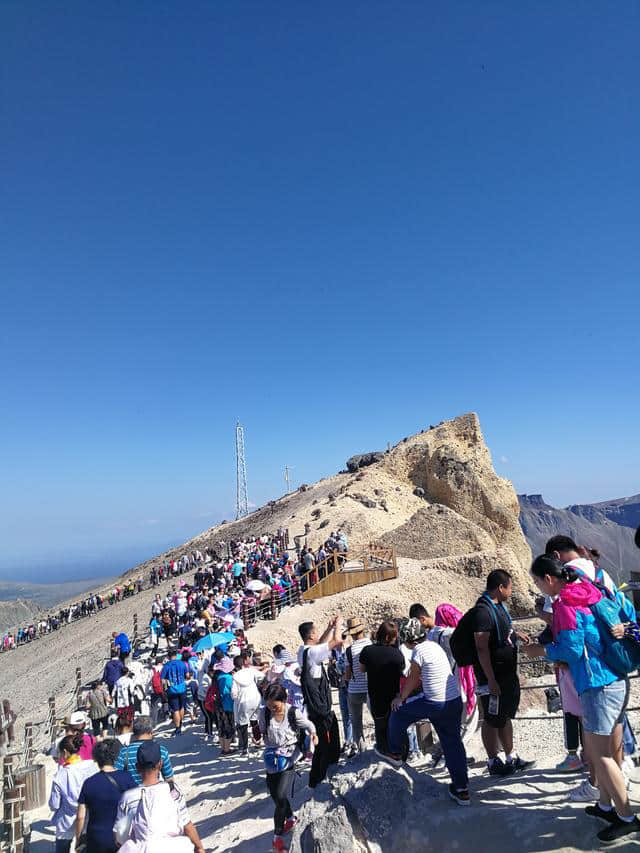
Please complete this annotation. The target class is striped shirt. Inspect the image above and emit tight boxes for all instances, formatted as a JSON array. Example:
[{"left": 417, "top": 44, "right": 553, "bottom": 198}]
[
  {"left": 411, "top": 640, "right": 460, "bottom": 702},
  {"left": 114, "top": 740, "right": 173, "bottom": 786},
  {"left": 347, "top": 638, "right": 371, "bottom": 694}
]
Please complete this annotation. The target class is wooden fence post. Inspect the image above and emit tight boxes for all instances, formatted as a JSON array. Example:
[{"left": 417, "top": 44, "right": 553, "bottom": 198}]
[
  {"left": 133, "top": 613, "right": 139, "bottom": 646},
  {"left": 3, "top": 783, "right": 25, "bottom": 852},
  {"left": 24, "top": 722, "right": 34, "bottom": 766},
  {"left": 270, "top": 589, "right": 278, "bottom": 621},
  {"left": 48, "top": 696, "right": 56, "bottom": 738},
  {"left": 3, "top": 699, "right": 15, "bottom": 747},
  {"left": 3, "top": 753, "right": 14, "bottom": 790},
  {"left": 75, "top": 667, "right": 82, "bottom": 699},
  {"left": 242, "top": 600, "right": 250, "bottom": 631}
]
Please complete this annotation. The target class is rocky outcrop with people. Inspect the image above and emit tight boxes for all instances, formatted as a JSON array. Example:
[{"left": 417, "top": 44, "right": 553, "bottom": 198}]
[{"left": 126, "top": 413, "right": 532, "bottom": 610}]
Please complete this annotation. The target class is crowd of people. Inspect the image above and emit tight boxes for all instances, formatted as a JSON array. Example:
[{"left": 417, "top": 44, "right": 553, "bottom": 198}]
[
  {"left": 2, "top": 531, "right": 350, "bottom": 653},
  {"left": 1, "top": 582, "right": 146, "bottom": 652},
  {"left": 42, "top": 527, "right": 640, "bottom": 851}
]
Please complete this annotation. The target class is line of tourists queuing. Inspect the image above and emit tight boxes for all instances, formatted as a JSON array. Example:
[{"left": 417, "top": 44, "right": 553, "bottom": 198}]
[
  {"left": 45, "top": 528, "right": 640, "bottom": 851},
  {"left": 3, "top": 529, "right": 347, "bottom": 653},
  {"left": 1, "top": 549, "right": 214, "bottom": 652}
]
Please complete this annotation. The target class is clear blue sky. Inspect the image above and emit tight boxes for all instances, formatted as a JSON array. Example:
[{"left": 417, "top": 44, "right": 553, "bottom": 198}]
[{"left": 2, "top": 2, "right": 639, "bottom": 580}]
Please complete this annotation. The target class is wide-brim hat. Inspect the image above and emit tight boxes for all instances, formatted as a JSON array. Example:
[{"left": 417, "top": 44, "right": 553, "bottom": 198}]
[{"left": 346, "top": 618, "right": 365, "bottom": 636}]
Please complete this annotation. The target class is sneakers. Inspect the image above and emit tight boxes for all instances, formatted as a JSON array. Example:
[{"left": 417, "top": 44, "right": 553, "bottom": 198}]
[
  {"left": 448, "top": 783, "right": 471, "bottom": 806},
  {"left": 374, "top": 747, "right": 403, "bottom": 768},
  {"left": 282, "top": 817, "right": 298, "bottom": 834},
  {"left": 342, "top": 743, "right": 357, "bottom": 759},
  {"left": 272, "top": 835, "right": 289, "bottom": 853},
  {"left": 407, "top": 751, "right": 422, "bottom": 766},
  {"left": 569, "top": 779, "right": 600, "bottom": 802},
  {"left": 585, "top": 804, "right": 617, "bottom": 824},
  {"left": 555, "top": 753, "right": 583, "bottom": 773},
  {"left": 507, "top": 756, "right": 536, "bottom": 773},
  {"left": 487, "top": 757, "right": 515, "bottom": 777},
  {"left": 597, "top": 815, "right": 640, "bottom": 844}
]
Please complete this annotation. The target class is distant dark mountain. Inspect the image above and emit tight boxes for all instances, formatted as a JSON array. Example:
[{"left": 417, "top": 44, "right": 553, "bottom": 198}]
[
  {"left": 568, "top": 494, "right": 640, "bottom": 530},
  {"left": 0, "top": 599, "right": 41, "bottom": 634},
  {"left": 518, "top": 494, "right": 640, "bottom": 585}
]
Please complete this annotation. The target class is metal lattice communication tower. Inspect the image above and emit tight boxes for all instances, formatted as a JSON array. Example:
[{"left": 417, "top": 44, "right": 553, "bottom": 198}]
[{"left": 235, "top": 421, "right": 249, "bottom": 519}]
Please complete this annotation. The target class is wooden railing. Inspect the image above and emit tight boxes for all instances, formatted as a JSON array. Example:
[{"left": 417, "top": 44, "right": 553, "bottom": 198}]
[{"left": 300, "top": 542, "right": 398, "bottom": 601}]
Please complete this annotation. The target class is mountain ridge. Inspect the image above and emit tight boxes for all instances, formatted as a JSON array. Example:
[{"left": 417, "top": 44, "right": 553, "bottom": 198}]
[{"left": 518, "top": 493, "right": 640, "bottom": 583}]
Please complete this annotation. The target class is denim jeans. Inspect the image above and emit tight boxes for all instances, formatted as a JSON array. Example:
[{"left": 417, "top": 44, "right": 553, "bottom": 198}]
[
  {"left": 338, "top": 685, "right": 353, "bottom": 743},
  {"left": 347, "top": 691, "right": 368, "bottom": 750},
  {"left": 55, "top": 840, "right": 72, "bottom": 853},
  {"left": 388, "top": 695, "right": 468, "bottom": 790},
  {"left": 407, "top": 724, "right": 418, "bottom": 753}
]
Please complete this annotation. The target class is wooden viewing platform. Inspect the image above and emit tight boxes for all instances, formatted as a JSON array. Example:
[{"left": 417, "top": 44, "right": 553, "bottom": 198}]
[{"left": 301, "top": 542, "right": 398, "bottom": 601}]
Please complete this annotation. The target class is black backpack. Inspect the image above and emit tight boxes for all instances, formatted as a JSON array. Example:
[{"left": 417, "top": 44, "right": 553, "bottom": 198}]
[
  {"left": 264, "top": 705, "right": 306, "bottom": 753},
  {"left": 450, "top": 596, "right": 504, "bottom": 667}
]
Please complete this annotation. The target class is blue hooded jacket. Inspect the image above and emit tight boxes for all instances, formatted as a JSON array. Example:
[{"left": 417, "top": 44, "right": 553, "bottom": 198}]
[{"left": 544, "top": 577, "right": 621, "bottom": 694}]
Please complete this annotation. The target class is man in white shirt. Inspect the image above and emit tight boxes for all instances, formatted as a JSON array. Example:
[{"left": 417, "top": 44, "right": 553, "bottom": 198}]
[
  {"left": 113, "top": 740, "right": 204, "bottom": 852},
  {"left": 379, "top": 617, "right": 470, "bottom": 806},
  {"left": 297, "top": 615, "right": 343, "bottom": 787}
]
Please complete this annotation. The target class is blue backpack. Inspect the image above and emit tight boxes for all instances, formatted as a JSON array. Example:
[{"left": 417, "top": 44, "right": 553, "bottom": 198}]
[{"left": 587, "top": 581, "right": 640, "bottom": 677}]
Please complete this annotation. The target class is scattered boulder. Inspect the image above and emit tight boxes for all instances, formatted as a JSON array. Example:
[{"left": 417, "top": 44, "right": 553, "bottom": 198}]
[
  {"left": 290, "top": 755, "right": 441, "bottom": 852},
  {"left": 413, "top": 487, "right": 425, "bottom": 498},
  {"left": 349, "top": 494, "right": 377, "bottom": 509},
  {"left": 345, "top": 451, "right": 384, "bottom": 473},
  {"left": 311, "top": 508, "right": 322, "bottom": 519},
  {"left": 299, "top": 484, "right": 309, "bottom": 492},
  {"left": 318, "top": 519, "right": 329, "bottom": 529}
]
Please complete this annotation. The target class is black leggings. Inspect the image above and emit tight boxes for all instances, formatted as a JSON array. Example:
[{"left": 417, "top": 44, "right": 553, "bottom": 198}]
[
  {"left": 237, "top": 723, "right": 249, "bottom": 751},
  {"left": 564, "top": 712, "right": 583, "bottom": 753},
  {"left": 266, "top": 769, "right": 294, "bottom": 834}
]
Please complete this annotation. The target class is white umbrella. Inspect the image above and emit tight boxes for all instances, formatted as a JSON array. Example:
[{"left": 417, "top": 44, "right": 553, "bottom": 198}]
[{"left": 246, "top": 579, "right": 266, "bottom": 592}]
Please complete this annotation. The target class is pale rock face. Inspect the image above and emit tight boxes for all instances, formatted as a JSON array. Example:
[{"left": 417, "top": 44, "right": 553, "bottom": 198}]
[{"left": 380, "top": 412, "right": 530, "bottom": 569}]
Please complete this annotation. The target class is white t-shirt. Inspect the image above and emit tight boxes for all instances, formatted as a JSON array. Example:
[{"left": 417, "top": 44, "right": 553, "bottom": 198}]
[
  {"left": 411, "top": 640, "right": 460, "bottom": 703},
  {"left": 297, "top": 642, "right": 330, "bottom": 679},
  {"left": 347, "top": 638, "right": 371, "bottom": 694},
  {"left": 114, "top": 676, "right": 134, "bottom": 709}
]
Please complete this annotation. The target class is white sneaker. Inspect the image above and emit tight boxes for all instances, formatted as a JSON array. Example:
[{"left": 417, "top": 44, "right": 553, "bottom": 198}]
[{"left": 569, "top": 779, "right": 599, "bottom": 802}]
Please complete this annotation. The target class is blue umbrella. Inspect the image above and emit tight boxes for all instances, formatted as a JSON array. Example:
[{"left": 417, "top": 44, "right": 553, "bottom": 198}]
[{"left": 192, "top": 631, "right": 236, "bottom": 653}]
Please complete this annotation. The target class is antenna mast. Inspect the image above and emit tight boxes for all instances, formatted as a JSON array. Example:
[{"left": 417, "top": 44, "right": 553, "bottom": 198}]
[
  {"left": 235, "top": 421, "right": 249, "bottom": 519},
  {"left": 284, "top": 465, "right": 293, "bottom": 494}
]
